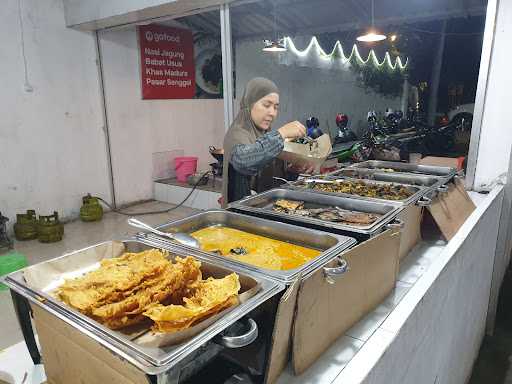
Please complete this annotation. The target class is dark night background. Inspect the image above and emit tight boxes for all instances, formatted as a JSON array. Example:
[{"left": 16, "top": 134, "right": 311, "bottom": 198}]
[{"left": 315, "top": 15, "right": 486, "bottom": 115}]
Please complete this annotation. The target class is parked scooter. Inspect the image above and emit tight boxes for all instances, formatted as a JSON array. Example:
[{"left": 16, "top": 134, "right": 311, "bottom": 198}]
[
  {"left": 305, "top": 116, "right": 323, "bottom": 139},
  {"left": 334, "top": 113, "right": 357, "bottom": 144}
]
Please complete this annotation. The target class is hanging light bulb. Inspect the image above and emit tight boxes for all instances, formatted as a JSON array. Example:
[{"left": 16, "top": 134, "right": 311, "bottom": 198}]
[
  {"left": 263, "top": 4, "right": 287, "bottom": 52},
  {"left": 357, "top": 0, "right": 387, "bottom": 42}
]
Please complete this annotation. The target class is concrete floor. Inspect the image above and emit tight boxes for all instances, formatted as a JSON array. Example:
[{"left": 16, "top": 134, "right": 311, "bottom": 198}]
[
  {"left": 1, "top": 200, "right": 512, "bottom": 384},
  {"left": 0, "top": 201, "right": 196, "bottom": 350}
]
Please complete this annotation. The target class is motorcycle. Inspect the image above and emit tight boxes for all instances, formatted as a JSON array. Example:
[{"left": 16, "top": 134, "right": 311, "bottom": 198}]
[
  {"left": 334, "top": 113, "right": 358, "bottom": 144},
  {"left": 335, "top": 110, "right": 413, "bottom": 163},
  {"left": 305, "top": 116, "right": 323, "bottom": 139}
]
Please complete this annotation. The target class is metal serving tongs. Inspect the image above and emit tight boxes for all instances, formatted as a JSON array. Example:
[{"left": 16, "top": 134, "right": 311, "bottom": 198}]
[{"left": 127, "top": 218, "right": 200, "bottom": 248}]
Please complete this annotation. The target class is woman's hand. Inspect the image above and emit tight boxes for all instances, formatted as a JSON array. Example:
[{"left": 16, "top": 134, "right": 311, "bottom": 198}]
[{"left": 278, "top": 121, "right": 306, "bottom": 140}]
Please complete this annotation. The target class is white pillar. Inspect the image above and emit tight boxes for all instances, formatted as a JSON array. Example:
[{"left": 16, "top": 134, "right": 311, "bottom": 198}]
[
  {"left": 220, "top": 4, "right": 234, "bottom": 132},
  {"left": 471, "top": 0, "right": 512, "bottom": 335},
  {"left": 466, "top": 0, "right": 505, "bottom": 190}
]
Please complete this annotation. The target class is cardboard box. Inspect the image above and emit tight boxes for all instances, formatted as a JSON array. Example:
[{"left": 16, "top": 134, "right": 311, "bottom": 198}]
[
  {"left": 427, "top": 178, "right": 476, "bottom": 240},
  {"left": 260, "top": 229, "right": 401, "bottom": 379},
  {"left": 419, "top": 156, "right": 464, "bottom": 171},
  {"left": 279, "top": 134, "right": 332, "bottom": 173},
  {"left": 30, "top": 229, "right": 401, "bottom": 384},
  {"left": 33, "top": 306, "right": 147, "bottom": 384},
  {"left": 383, "top": 178, "right": 474, "bottom": 260},
  {"left": 397, "top": 205, "right": 423, "bottom": 260},
  {"left": 290, "top": 229, "right": 400, "bottom": 374}
]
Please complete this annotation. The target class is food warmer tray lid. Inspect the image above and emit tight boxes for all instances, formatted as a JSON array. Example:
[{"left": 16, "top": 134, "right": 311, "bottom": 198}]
[{"left": 346, "top": 160, "right": 458, "bottom": 181}]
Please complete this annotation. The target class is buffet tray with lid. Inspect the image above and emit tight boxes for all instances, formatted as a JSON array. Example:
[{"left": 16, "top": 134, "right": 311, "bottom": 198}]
[
  {"left": 228, "top": 188, "right": 404, "bottom": 238},
  {"left": 2, "top": 239, "right": 284, "bottom": 375},
  {"left": 136, "top": 210, "right": 356, "bottom": 284},
  {"left": 346, "top": 160, "right": 457, "bottom": 182},
  {"left": 288, "top": 175, "right": 432, "bottom": 205}
]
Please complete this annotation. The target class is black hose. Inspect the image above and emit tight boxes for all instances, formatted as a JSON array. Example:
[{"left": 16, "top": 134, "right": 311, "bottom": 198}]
[{"left": 95, "top": 171, "right": 212, "bottom": 216}]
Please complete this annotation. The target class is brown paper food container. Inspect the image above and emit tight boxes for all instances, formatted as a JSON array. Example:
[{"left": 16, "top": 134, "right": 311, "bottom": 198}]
[{"left": 278, "top": 134, "right": 332, "bottom": 173}]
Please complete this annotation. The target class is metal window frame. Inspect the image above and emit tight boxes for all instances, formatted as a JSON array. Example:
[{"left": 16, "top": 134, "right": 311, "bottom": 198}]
[
  {"left": 220, "top": 4, "right": 234, "bottom": 131},
  {"left": 465, "top": 0, "right": 500, "bottom": 190}
]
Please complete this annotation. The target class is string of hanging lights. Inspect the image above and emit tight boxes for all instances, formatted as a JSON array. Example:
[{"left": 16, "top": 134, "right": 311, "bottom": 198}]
[{"left": 283, "top": 36, "right": 408, "bottom": 71}]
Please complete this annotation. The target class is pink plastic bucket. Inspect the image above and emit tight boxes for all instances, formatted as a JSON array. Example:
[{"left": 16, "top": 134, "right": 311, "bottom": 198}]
[{"left": 174, "top": 156, "right": 198, "bottom": 182}]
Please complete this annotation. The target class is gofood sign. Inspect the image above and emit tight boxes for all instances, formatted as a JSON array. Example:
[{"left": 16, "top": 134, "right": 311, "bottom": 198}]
[{"left": 139, "top": 25, "right": 195, "bottom": 99}]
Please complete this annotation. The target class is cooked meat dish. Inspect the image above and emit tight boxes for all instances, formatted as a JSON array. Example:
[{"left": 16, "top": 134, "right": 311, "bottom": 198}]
[
  {"left": 271, "top": 199, "right": 380, "bottom": 226},
  {"left": 274, "top": 199, "right": 304, "bottom": 211}
]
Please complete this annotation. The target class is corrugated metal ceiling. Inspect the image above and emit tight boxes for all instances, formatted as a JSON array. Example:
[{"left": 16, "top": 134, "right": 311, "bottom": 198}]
[{"left": 171, "top": 0, "right": 487, "bottom": 39}]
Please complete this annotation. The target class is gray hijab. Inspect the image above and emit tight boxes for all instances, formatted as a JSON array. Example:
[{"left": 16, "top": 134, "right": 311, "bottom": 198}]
[{"left": 222, "top": 77, "right": 279, "bottom": 207}]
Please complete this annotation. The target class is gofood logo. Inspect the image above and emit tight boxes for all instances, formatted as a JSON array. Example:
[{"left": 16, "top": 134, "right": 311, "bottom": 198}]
[{"left": 145, "top": 30, "right": 181, "bottom": 43}]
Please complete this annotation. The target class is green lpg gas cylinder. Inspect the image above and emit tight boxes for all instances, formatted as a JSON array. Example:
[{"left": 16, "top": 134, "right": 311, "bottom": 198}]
[
  {"left": 13, "top": 210, "right": 38, "bottom": 240},
  {"left": 80, "top": 194, "right": 103, "bottom": 222},
  {"left": 37, "top": 212, "right": 64, "bottom": 243}
]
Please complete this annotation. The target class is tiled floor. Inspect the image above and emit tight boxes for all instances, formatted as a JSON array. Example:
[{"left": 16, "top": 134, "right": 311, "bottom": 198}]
[
  {"left": 277, "top": 336, "right": 364, "bottom": 384},
  {"left": 0, "top": 201, "right": 196, "bottom": 350}
]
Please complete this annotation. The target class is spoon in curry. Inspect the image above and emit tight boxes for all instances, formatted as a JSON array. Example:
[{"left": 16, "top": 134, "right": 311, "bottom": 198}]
[{"left": 127, "top": 218, "right": 200, "bottom": 249}]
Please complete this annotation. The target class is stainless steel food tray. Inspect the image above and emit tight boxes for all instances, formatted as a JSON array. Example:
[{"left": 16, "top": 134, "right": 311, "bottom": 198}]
[
  {"left": 137, "top": 210, "right": 356, "bottom": 284},
  {"left": 228, "top": 188, "right": 404, "bottom": 236},
  {"left": 2, "top": 240, "right": 284, "bottom": 375},
  {"left": 347, "top": 160, "right": 457, "bottom": 181},
  {"left": 288, "top": 176, "right": 431, "bottom": 205},
  {"left": 325, "top": 168, "right": 446, "bottom": 189}
]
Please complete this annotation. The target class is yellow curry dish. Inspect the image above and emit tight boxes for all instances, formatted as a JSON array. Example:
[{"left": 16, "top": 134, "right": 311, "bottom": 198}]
[{"left": 191, "top": 226, "right": 321, "bottom": 271}]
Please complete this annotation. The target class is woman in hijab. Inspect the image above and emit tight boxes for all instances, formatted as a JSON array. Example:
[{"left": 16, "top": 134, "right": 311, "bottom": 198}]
[{"left": 222, "top": 77, "right": 307, "bottom": 206}]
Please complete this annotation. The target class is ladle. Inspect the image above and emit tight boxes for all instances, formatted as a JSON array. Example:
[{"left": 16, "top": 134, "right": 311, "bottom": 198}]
[{"left": 127, "top": 218, "right": 200, "bottom": 249}]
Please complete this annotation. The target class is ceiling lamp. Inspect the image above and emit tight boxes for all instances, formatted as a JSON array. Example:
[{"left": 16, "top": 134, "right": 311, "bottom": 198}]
[
  {"left": 263, "top": 39, "right": 287, "bottom": 52},
  {"left": 263, "top": 4, "right": 287, "bottom": 52},
  {"left": 357, "top": 0, "right": 387, "bottom": 43}
]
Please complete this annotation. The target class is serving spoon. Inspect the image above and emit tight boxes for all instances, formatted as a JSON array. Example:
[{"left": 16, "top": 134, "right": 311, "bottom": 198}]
[
  {"left": 127, "top": 218, "right": 200, "bottom": 249},
  {"left": 273, "top": 177, "right": 340, "bottom": 186}
]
